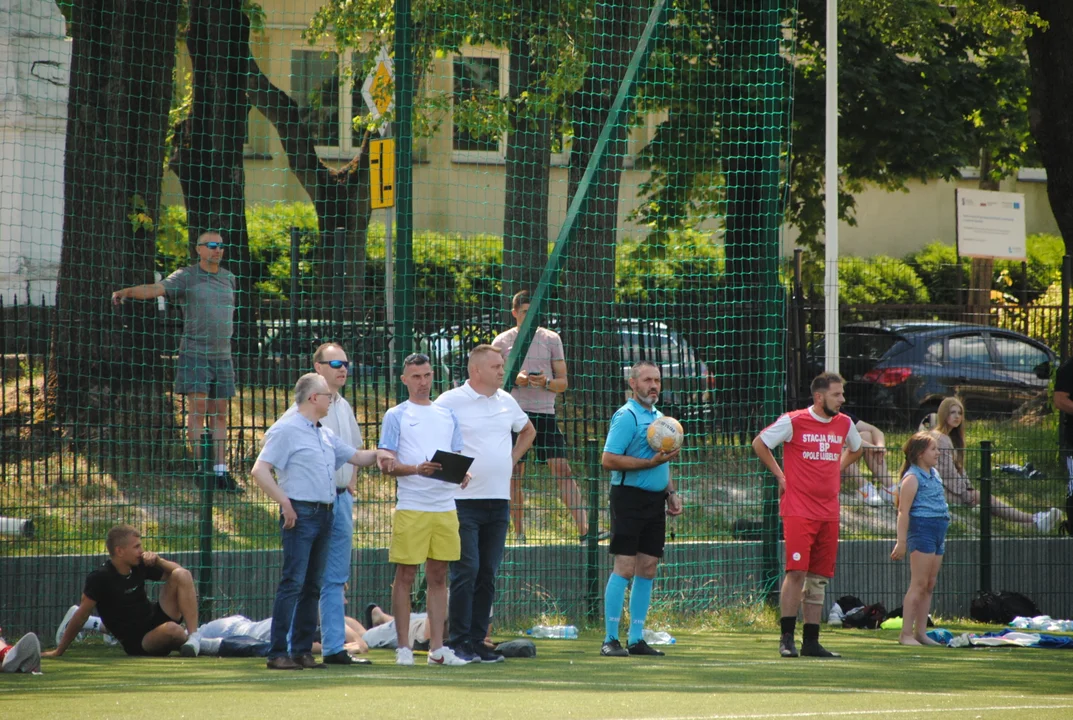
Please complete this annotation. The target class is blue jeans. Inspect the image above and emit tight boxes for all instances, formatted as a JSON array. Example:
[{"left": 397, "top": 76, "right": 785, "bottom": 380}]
[
  {"left": 269, "top": 501, "right": 334, "bottom": 659},
  {"left": 318, "top": 489, "right": 354, "bottom": 656},
  {"left": 449, "top": 499, "right": 509, "bottom": 647}
]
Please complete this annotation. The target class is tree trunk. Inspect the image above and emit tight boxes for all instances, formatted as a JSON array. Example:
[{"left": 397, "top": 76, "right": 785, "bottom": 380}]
[
  {"left": 47, "top": 0, "right": 181, "bottom": 475},
  {"left": 714, "top": 1, "right": 786, "bottom": 438},
  {"left": 503, "top": 7, "right": 553, "bottom": 300},
  {"left": 563, "top": 0, "right": 647, "bottom": 426},
  {"left": 1023, "top": 1, "right": 1073, "bottom": 258},
  {"left": 246, "top": 59, "right": 371, "bottom": 321}
]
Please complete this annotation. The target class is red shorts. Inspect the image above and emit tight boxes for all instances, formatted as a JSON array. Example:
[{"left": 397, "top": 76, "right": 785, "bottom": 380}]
[{"left": 782, "top": 516, "right": 838, "bottom": 577}]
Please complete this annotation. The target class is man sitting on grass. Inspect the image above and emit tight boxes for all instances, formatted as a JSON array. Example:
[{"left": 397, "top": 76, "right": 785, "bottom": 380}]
[{"left": 44, "top": 525, "right": 200, "bottom": 659}]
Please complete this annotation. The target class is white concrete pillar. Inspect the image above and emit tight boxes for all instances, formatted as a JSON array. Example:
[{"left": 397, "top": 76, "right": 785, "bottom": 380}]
[{"left": 0, "top": 0, "right": 70, "bottom": 305}]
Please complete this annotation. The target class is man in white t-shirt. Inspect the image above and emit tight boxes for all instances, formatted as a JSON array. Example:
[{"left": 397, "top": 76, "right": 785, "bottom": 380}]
[
  {"left": 377, "top": 353, "right": 470, "bottom": 667},
  {"left": 278, "top": 343, "right": 366, "bottom": 666},
  {"left": 435, "top": 345, "right": 535, "bottom": 663}
]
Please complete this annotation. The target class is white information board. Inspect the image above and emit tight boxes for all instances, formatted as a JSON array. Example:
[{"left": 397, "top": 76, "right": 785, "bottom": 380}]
[{"left": 955, "top": 188, "right": 1027, "bottom": 260}]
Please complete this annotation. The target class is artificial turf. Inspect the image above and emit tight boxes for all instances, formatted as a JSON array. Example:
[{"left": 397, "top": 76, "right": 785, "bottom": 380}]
[{"left": 4, "top": 628, "right": 1073, "bottom": 719}]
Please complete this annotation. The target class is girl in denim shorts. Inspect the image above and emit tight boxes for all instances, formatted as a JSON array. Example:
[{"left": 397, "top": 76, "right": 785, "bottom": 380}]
[{"left": 890, "top": 431, "right": 949, "bottom": 646}]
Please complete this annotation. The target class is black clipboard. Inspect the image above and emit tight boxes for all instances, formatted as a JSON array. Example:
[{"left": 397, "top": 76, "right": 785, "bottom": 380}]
[{"left": 429, "top": 450, "right": 474, "bottom": 484}]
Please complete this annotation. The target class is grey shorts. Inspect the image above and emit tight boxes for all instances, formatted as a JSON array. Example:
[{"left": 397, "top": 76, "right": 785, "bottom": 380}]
[{"left": 174, "top": 353, "right": 236, "bottom": 398}]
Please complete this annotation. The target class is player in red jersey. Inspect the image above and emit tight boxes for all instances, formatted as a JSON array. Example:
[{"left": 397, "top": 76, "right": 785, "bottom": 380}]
[{"left": 752, "top": 372, "right": 863, "bottom": 658}]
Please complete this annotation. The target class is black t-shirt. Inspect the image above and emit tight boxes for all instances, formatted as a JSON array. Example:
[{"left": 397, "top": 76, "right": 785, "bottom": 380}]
[
  {"left": 83, "top": 560, "right": 165, "bottom": 642},
  {"left": 1057, "top": 359, "right": 1073, "bottom": 448}
]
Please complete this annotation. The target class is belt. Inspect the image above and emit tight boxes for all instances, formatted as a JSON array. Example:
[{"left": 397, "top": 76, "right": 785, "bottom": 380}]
[
  {"left": 291, "top": 499, "right": 334, "bottom": 509},
  {"left": 336, "top": 487, "right": 349, "bottom": 495}
]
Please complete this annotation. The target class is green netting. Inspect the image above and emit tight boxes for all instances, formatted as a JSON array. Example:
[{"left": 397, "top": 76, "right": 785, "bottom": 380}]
[{"left": 12, "top": 0, "right": 1065, "bottom": 647}]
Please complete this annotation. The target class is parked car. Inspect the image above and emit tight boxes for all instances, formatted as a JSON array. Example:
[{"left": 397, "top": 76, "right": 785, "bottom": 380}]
[
  {"left": 805, "top": 321, "right": 1056, "bottom": 428},
  {"left": 419, "top": 314, "right": 712, "bottom": 425}
]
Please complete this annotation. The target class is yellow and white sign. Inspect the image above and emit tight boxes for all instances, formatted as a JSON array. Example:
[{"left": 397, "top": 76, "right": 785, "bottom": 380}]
[{"left": 361, "top": 46, "right": 395, "bottom": 135}]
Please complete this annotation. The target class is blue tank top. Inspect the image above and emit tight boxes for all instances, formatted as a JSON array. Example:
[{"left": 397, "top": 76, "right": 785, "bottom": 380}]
[{"left": 906, "top": 464, "right": 950, "bottom": 519}]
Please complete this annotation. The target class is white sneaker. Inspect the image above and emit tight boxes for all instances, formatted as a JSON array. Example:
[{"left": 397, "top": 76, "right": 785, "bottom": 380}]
[
  {"left": 427, "top": 645, "right": 470, "bottom": 666},
  {"left": 395, "top": 647, "right": 414, "bottom": 666},
  {"left": 1034, "top": 508, "right": 1062, "bottom": 533},
  {"left": 180, "top": 635, "right": 200, "bottom": 657},
  {"left": 860, "top": 484, "right": 885, "bottom": 507},
  {"left": 56, "top": 605, "right": 79, "bottom": 646}
]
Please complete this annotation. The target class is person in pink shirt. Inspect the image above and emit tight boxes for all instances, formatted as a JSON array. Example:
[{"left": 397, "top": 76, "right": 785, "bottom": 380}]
[{"left": 753, "top": 372, "right": 863, "bottom": 659}]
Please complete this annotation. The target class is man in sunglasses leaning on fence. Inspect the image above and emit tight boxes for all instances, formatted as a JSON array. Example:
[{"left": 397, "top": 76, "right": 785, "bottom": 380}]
[
  {"left": 111, "top": 231, "right": 240, "bottom": 493},
  {"left": 274, "top": 343, "right": 368, "bottom": 665}
]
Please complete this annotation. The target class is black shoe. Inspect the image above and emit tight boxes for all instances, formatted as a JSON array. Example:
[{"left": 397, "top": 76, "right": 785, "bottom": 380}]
[
  {"left": 295, "top": 653, "right": 328, "bottom": 669},
  {"left": 322, "top": 651, "right": 372, "bottom": 666},
  {"left": 800, "top": 640, "right": 841, "bottom": 658},
  {"left": 600, "top": 639, "right": 629, "bottom": 657},
  {"left": 626, "top": 639, "right": 665, "bottom": 656},
  {"left": 364, "top": 603, "right": 377, "bottom": 632},
  {"left": 266, "top": 656, "right": 303, "bottom": 670},
  {"left": 413, "top": 639, "right": 430, "bottom": 652},
  {"left": 215, "top": 471, "right": 244, "bottom": 494},
  {"left": 470, "top": 642, "right": 504, "bottom": 663},
  {"left": 779, "top": 633, "right": 798, "bottom": 658}
]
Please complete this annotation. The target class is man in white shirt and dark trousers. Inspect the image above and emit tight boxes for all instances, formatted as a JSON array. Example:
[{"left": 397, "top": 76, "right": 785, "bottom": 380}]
[
  {"left": 251, "top": 373, "right": 381, "bottom": 670},
  {"left": 278, "top": 343, "right": 368, "bottom": 665},
  {"left": 378, "top": 352, "right": 470, "bottom": 667},
  {"left": 435, "top": 345, "right": 536, "bottom": 663}
]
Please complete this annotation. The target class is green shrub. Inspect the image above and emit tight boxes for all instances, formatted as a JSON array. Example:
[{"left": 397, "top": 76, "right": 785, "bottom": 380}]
[
  {"left": 904, "top": 241, "right": 959, "bottom": 304},
  {"left": 615, "top": 228, "right": 726, "bottom": 303},
  {"left": 838, "top": 256, "right": 930, "bottom": 308}
]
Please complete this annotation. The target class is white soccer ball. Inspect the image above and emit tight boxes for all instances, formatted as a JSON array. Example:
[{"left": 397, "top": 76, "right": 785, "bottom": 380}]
[{"left": 646, "top": 416, "right": 684, "bottom": 453}]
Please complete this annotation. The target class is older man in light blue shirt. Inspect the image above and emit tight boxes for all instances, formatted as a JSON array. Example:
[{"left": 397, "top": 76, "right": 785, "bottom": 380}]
[{"left": 251, "top": 373, "right": 384, "bottom": 671}]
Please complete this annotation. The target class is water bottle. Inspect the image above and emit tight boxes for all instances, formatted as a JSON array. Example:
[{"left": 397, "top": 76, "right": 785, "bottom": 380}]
[
  {"left": 642, "top": 629, "right": 676, "bottom": 645},
  {"left": 526, "top": 624, "right": 579, "bottom": 639}
]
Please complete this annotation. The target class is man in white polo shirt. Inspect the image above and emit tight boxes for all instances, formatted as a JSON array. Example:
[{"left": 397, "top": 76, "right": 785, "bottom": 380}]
[
  {"left": 435, "top": 344, "right": 535, "bottom": 663},
  {"left": 278, "top": 343, "right": 367, "bottom": 666},
  {"left": 378, "top": 352, "right": 470, "bottom": 667}
]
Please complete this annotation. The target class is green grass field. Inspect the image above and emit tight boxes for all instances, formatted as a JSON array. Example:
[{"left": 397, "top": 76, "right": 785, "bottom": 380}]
[{"left": 6, "top": 628, "right": 1073, "bottom": 719}]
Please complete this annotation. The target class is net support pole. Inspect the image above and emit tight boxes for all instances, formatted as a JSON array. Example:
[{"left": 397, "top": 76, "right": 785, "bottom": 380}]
[
  {"left": 1061, "top": 254, "right": 1071, "bottom": 363},
  {"left": 978, "top": 441, "right": 992, "bottom": 593},
  {"left": 585, "top": 437, "right": 602, "bottom": 623},
  {"left": 392, "top": 0, "right": 415, "bottom": 400},
  {"left": 198, "top": 428, "right": 214, "bottom": 618},
  {"left": 503, "top": 0, "right": 669, "bottom": 391},
  {"left": 822, "top": 0, "right": 839, "bottom": 374}
]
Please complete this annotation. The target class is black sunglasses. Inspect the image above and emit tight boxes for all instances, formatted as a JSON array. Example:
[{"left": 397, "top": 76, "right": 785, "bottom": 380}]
[
  {"left": 317, "top": 360, "right": 350, "bottom": 369},
  {"left": 198, "top": 241, "right": 225, "bottom": 250}
]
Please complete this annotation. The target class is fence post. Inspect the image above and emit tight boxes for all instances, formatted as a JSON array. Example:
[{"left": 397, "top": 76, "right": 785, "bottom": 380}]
[
  {"left": 978, "top": 440, "right": 992, "bottom": 594},
  {"left": 289, "top": 226, "right": 300, "bottom": 338},
  {"left": 198, "top": 428, "right": 214, "bottom": 618},
  {"left": 1061, "top": 255, "right": 1071, "bottom": 363},
  {"left": 585, "top": 438, "right": 602, "bottom": 624}
]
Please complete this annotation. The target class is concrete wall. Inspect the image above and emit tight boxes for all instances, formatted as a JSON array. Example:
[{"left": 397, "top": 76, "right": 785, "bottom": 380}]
[{"left": 3, "top": 538, "right": 1070, "bottom": 640}]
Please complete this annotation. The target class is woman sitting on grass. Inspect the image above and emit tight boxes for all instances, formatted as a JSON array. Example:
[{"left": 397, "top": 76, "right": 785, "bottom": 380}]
[
  {"left": 929, "top": 397, "right": 1061, "bottom": 533},
  {"left": 891, "top": 432, "right": 948, "bottom": 646}
]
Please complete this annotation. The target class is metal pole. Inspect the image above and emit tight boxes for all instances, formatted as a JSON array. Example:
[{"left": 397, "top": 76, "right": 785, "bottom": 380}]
[
  {"left": 198, "top": 428, "right": 214, "bottom": 618},
  {"left": 979, "top": 440, "right": 992, "bottom": 594},
  {"left": 289, "top": 226, "right": 300, "bottom": 335},
  {"left": 823, "top": 0, "right": 839, "bottom": 374},
  {"left": 585, "top": 438, "right": 601, "bottom": 624},
  {"left": 392, "top": 0, "right": 415, "bottom": 401},
  {"left": 383, "top": 124, "right": 396, "bottom": 389},
  {"left": 1061, "top": 255, "right": 1071, "bottom": 364}
]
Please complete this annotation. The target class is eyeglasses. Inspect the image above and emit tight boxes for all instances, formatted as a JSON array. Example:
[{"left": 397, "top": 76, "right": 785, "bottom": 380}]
[
  {"left": 198, "top": 242, "right": 225, "bottom": 250},
  {"left": 317, "top": 360, "right": 350, "bottom": 370}
]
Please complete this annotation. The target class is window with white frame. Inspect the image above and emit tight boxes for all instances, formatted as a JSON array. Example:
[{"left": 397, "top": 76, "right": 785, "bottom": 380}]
[
  {"left": 290, "top": 49, "right": 369, "bottom": 157},
  {"left": 452, "top": 54, "right": 507, "bottom": 162}
]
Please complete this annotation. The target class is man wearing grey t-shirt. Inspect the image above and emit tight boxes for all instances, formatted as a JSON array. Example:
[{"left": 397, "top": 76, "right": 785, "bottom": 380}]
[{"left": 112, "top": 232, "right": 240, "bottom": 493}]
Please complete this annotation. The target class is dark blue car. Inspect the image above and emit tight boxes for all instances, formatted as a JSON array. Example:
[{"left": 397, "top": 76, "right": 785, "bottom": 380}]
[{"left": 807, "top": 321, "right": 1056, "bottom": 428}]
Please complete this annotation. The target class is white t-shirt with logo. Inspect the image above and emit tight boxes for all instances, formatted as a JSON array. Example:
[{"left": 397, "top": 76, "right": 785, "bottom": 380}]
[
  {"left": 434, "top": 382, "right": 530, "bottom": 500},
  {"left": 378, "top": 400, "right": 464, "bottom": 512}
]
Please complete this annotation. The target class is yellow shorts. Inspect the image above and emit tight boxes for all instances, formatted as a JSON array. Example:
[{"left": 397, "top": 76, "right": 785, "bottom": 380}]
[{"left": 389, "top": 509, "right": 460, "bottom": 565}]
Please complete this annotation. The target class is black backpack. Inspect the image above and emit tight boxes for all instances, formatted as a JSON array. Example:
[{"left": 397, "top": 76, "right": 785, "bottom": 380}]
[
  {"left": 842, "top": 603, "right": 887, "bottom": 629},
  {"left": 970, "top": 591, "right": 1041, "bottom": 625}
]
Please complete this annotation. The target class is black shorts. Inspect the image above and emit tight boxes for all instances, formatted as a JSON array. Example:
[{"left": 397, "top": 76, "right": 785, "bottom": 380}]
[
  {"left": 512, "top": 413, "right": 568, "bottom": 464},
  {"left": 117, "top": 603, "right": 180, "bottom": 656},
  {"left": 608, "top": 484, "right": 668, "bottom": 558}
]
